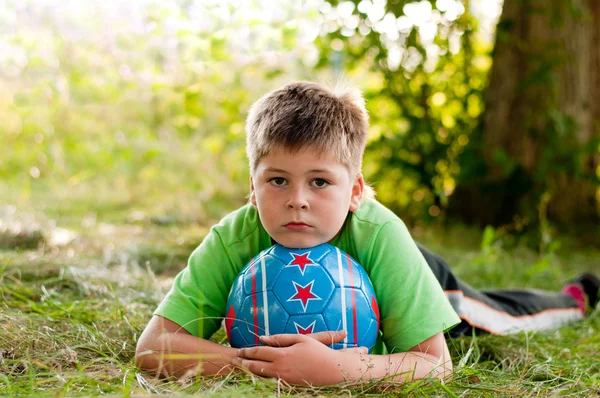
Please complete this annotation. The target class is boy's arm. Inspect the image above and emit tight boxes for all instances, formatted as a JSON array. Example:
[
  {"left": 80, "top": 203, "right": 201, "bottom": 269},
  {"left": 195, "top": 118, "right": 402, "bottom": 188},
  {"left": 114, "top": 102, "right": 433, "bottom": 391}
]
[
  {"left": 135, "top": 315, "right": 238, "bottom": 378},
  {"left": 234, "top": 331, "right": 452, "bottom": 385},
  {"left": 337, "top": 331, "right": 452, "bottom": 382}
]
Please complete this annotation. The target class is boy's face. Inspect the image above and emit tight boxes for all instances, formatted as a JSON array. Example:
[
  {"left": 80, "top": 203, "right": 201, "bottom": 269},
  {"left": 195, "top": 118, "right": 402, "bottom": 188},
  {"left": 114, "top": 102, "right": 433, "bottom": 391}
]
[{"left": 250, "top": 147, "right": 363, "bottom": 249}]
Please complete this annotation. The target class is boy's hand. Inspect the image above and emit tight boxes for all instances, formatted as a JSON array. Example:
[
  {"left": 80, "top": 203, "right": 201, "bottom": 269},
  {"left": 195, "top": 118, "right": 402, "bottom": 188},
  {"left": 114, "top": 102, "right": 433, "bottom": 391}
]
[{"left": 233, "top": 330, "right": 360, "bottom": 385}]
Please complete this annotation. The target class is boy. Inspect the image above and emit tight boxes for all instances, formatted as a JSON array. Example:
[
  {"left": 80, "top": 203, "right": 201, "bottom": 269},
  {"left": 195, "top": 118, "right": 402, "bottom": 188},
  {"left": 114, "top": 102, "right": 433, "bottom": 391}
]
[{"left": 135, "top": 81, "right": 599, "bottom": 386}]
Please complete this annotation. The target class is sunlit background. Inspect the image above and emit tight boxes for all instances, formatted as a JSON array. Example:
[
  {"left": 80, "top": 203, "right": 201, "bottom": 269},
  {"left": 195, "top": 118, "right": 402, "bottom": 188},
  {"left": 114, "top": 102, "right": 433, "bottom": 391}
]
[
  {"left": 15, "top": 0, "right": 596, "bottom": 237},
  {"left": 1, "top": 0, "right": 509, "bottom": 230}
]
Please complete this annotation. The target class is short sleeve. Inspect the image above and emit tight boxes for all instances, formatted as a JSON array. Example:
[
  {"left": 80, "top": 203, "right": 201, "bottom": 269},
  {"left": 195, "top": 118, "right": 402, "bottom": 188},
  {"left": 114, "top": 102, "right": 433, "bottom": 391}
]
[
  {"left": 153, "top": 229, "right": 240, "bottom": 339},
  {"left": 364, "top": 221, "right": 460, "bottom": 353}
]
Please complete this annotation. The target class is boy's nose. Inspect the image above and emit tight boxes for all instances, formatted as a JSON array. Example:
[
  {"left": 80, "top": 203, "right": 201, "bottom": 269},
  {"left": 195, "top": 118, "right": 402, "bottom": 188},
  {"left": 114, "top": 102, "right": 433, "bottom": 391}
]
[
  {"left": 286, "top": 188, "right": 309, "bottom": 210},
  {"left": 287, "top": 201, "right": 308, "bottom": 210}
]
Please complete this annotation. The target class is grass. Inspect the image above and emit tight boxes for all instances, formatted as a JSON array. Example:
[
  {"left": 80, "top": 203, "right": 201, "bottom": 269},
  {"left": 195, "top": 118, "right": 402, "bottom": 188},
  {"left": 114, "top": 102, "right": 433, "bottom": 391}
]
[{"left": 1, "top": 186, "right": 600, "bottom": 397}]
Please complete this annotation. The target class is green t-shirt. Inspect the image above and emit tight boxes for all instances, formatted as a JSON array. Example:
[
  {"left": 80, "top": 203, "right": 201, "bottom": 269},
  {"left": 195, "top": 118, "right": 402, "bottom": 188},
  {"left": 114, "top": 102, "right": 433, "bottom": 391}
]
[{"left": 154, "top": 198, "right": 460, "bottom": 353}]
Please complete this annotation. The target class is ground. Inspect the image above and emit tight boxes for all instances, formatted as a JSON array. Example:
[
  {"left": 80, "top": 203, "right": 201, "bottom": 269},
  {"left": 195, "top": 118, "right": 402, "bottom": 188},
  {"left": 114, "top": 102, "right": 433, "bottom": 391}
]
[{"left": 1, "top": 192, "right": 599, "bottom": 397}]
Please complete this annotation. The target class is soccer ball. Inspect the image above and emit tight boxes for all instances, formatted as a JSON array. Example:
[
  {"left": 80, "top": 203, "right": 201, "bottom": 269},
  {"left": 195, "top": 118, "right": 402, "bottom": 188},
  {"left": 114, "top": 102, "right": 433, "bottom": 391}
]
[{"left": 225, "top": 243, "right": 380, "bottom": 352}]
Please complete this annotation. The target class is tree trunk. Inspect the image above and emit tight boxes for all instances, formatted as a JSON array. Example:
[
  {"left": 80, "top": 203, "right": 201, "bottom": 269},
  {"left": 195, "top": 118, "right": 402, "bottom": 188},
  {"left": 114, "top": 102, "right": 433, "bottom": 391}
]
[{"left": 454, "top": 0, "right": 599, "bottom": 226}]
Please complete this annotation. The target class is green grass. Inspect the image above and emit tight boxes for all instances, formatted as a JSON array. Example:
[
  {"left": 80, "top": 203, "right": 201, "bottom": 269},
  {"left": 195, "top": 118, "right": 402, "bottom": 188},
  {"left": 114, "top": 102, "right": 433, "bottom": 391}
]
[{"left": 1, "top": 189, "right": 599, "bottom": 397}]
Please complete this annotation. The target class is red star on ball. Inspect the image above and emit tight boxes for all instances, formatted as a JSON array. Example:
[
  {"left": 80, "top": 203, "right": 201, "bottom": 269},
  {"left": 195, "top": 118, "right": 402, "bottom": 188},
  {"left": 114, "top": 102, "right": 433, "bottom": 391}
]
[
  {"left": 293, "top": 320, "right": 316, "bottom": 335},
  {"left": 286, "top": 252, "right": 317, "bottom": 275},
  {"left": 287, "top": 280, "right": 321, "bottom": 312}
]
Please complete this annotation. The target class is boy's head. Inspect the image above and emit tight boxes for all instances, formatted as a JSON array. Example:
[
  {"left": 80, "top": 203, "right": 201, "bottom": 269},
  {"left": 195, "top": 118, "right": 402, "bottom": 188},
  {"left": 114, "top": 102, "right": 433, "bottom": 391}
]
[
  {"left": 245, "top": 81, "right": 371, "bottom": 248},
  {"left": 245, "top": 81, "right": 369, "bottom": 178}
]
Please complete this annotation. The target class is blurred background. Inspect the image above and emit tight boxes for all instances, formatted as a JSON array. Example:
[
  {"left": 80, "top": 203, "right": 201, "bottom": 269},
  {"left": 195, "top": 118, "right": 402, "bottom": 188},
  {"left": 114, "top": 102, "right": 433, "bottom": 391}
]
[{"left": 1, "top": 0, "right": 599, "bottom": 248}]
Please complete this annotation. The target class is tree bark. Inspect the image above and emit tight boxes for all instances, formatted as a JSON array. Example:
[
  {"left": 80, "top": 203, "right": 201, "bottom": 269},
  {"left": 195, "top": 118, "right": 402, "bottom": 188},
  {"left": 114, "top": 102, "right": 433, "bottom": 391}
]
[
  {"left": 454, "top": 0, "right": 599, "bottom": 225},
  {"left": 548, "top": 0, "right": 599, "bottom": 221}
]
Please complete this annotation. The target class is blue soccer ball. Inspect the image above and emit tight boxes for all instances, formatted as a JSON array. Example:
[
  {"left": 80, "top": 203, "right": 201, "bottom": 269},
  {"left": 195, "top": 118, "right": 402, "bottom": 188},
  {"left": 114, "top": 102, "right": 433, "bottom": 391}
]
[{"left": 225, "top": 243, "right": 380, "bottom": 352}]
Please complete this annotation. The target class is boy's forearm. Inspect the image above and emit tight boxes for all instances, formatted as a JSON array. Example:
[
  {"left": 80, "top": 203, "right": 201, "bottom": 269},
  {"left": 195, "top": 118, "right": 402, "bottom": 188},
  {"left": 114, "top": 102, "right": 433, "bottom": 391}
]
[
  {"left": 135, "top": 332, "right": 238, "bottom": 378},
  {"left": 334, "top": 351, "right": 453, "bottom": 383}
]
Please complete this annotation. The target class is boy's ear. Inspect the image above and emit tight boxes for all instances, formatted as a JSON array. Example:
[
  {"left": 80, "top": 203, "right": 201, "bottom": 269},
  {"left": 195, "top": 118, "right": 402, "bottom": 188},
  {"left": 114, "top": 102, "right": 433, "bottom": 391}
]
[
  {"left": 249, "top": 176, "right": 257, "bottom": 206},
  {"left": 349, "top": 173, "right": 364, "bottom": 212}
]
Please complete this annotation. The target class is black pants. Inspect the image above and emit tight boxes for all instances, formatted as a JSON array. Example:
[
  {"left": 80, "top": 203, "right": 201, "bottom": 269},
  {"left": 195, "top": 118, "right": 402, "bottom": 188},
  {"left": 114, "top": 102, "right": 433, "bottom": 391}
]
[{"left": 418, "top": 244, "right": 583, "bottom": 337}]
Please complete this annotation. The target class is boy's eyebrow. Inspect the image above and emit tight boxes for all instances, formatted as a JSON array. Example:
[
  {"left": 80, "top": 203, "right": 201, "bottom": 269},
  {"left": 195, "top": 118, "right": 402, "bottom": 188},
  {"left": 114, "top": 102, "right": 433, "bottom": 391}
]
[
  {"left": 264, "top": 167, "right": 290, "bottom": 174},
  {"left": 264, "top": 167, "right": 333, "bottom": 174}
]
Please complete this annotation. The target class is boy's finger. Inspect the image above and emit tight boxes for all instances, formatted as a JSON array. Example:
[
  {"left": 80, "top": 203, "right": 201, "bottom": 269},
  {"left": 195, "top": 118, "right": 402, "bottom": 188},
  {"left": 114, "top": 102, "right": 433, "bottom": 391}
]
[
  {"left": 232, "top": 357, "right": 275, "bottom": 378},
  {"left": 259, "top": 333, "right": 306, "bottom": 347},
  {"left": 308, "top": 330, "right": 347, "bottom": 345},
  {"left": 237, "top": 346, "right": 280, "bottom": 362}
]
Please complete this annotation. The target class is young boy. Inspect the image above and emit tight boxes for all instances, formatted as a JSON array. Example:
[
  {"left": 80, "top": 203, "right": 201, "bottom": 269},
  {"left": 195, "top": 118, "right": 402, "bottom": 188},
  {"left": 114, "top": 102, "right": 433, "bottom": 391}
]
[{"left": 135, "top": 81, "right": 599, "bottom": 386}]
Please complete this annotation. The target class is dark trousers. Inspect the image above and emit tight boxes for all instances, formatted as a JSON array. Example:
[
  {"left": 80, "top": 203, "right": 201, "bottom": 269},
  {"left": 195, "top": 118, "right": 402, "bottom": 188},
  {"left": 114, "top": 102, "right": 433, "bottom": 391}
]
[{"left": 417, "top": 244, "right": 583, "bottom": 337}]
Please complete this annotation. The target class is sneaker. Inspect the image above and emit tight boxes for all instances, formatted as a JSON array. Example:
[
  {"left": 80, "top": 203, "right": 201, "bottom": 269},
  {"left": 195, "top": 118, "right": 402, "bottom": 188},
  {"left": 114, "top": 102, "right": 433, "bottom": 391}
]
[{"left": 563, "top": 273, "right": 600, "bottom": 314}]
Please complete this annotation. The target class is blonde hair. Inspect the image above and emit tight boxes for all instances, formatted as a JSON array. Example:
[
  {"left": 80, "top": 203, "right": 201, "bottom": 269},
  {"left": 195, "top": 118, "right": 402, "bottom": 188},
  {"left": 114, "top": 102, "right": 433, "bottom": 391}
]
[{"left": 245, "top": 81, "right": 369, "bottom": 179}]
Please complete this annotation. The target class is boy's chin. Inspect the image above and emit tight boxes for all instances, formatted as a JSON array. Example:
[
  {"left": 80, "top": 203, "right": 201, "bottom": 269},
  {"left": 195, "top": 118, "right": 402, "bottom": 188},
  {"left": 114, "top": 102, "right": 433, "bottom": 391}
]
[{"left": 272, "top": 236, "right": 329, "bottom": 249}]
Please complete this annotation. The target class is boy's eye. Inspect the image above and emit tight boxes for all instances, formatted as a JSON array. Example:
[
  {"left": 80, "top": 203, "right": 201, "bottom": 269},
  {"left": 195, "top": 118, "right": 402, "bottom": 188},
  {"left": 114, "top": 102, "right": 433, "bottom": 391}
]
[
  {"left": 311, "top": 178, "right": 329, "bottom": 188},
  {"left": 269, "top": 177, "right": 286, "bottom": 186}
]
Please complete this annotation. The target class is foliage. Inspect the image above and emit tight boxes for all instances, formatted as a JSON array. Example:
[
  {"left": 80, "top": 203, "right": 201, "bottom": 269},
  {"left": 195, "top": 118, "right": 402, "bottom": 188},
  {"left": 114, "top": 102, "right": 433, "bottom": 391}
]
[
  {"left": 0, "top": 0, "right": 321, "bottom": 222},
  {"left": 0, "top": 0, "right": 500, "bottom": 226},
  {"left": 318, "top": 0, "right": 493, "bottom": 223},
  {"left": 318, "top": 1, "right": 600, "bottom": 228}
]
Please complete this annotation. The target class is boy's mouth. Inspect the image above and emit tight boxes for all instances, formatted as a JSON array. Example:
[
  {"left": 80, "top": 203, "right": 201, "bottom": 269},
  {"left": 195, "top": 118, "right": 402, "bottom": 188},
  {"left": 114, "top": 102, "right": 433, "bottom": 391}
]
[{"left": 284, "top": 222, "right": 311, "bottom": 231}]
